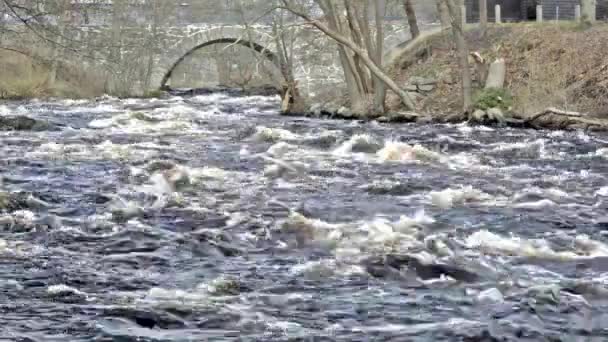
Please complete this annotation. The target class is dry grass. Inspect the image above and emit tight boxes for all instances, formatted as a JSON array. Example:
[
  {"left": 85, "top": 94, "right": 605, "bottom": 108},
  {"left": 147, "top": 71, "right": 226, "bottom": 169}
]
[
  {"left": 0, "top": 49, "right": 105, "bottom": 100},
  {"left": 390, "top": 22, "right": 608, "bottom": 117},
  {"left": 0, "top": 51, "right": 50, "bottom": 99}
]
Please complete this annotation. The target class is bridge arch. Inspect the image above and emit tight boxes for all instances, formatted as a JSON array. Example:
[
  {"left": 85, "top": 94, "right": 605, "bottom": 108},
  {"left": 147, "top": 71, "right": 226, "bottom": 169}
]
[
  {"left": 155, "top": 26, "right": 286, "bottom": 91},
  {"left": 159, "top": 38, "right": 282, "bottom": 90}
]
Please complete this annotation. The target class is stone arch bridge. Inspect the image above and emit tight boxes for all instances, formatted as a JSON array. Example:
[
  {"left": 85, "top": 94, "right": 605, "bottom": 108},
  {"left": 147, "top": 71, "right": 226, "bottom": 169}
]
[
  {"left": 148, "top": 23, "right": 420, "bottom": 95},
  {"left": 151, "top": 25, "right": 286, "bottom": 92}
]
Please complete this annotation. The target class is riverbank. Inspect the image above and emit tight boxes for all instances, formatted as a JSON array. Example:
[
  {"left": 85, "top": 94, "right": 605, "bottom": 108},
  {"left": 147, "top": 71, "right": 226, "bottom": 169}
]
[
  {"left": 6, "top": 22, "right": 608, "bottom": 132},
  {"left": 389, "top": 22, "right": 608, "bottom": 116},
  {"left": 392, "top": 22, "right": 608, "bottom": 129},
  {"left": 293, "top": 22, "right": 608, "bottom": 131}
]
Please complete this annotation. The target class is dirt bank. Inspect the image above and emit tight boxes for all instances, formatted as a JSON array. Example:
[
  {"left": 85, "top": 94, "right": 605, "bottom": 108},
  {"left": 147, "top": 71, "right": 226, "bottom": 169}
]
[{"left": 386, "top": 22, "right": 608, "bottom": 129}]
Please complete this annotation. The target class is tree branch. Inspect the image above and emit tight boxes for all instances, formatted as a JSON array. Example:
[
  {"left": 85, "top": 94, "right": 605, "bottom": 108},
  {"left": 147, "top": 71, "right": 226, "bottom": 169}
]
[{"left": 278, "top": 1, "right": 415, "bottom": 110}]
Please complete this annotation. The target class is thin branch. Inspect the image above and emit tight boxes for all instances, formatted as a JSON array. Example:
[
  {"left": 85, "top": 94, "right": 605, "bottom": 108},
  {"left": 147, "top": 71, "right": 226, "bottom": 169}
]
[{"left": 278, "top": 1, "right": 415, "bottom": 110}]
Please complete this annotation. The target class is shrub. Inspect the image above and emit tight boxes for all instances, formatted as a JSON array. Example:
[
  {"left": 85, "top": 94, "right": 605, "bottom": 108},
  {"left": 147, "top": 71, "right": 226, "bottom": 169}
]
[{"left": 473, "top": 88, "right": 513, "bottom": 111}]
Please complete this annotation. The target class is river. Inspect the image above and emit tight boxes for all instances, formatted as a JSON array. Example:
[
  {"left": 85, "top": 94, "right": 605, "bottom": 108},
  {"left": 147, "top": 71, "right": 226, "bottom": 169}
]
[{"left": 1, "top": 92, "right": 608, "bottom": 341}]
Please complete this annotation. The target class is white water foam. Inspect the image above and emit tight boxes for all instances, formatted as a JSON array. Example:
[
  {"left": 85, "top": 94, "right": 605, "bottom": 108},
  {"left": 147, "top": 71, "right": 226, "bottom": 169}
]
[{"left": 429, "top": 186, "right": 492, "bottom": 209}]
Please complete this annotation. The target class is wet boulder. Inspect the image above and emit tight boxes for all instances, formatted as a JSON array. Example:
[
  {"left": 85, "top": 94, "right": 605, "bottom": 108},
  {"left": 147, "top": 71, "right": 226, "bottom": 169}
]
[
  {"left": 596, "top": 216, "right": 608, "bottom": 229},
  {"left": 46, "top": 285, "right": 88, "bottom": 304},
  {"left": 469, "top": 107, "right": 512, "bottom": 126},
  {"left": 363, "top": 254, "right": 480, "bottom": 283},
  {"left": 377, "top": 111, "right": 422, "bottom": 123},
  {"left": 103, "top": 307, "right": 187, "bottom": 329},
  {"left": 487, "top": 108, "right": 506, "bottom": 123},
  {"left": 0, "top": 191, "right": 35, "bottom": 212},
  {"left": 0, "top": 116, "right": 54, "bottom": 131},
  {"left": 471, "top": 109, "right": 487, "bottom": 123},
  {"left": 206, "top": 276, "right": 251, "bottom": 296},
  {"left": 476, "top": 288, "right": 505, "bottom": 304}
]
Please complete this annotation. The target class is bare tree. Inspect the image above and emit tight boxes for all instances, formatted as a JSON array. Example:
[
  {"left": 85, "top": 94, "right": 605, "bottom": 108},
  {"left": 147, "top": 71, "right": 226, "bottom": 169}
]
[
  {"left": 479, "top": 0, "right": 487, "bottom": 36},
  {"left": 403, "top": 0, "right": 420, "bottom": 39},
  {"left": 436, "top": 0, "right": 451, "bottom": 31},
  {"left": 442, "top": 0, "right": 472, "bottom": 112},
  {"left": 48, "top": 0, "right": 70, "bottom": 87},
  {"left": 372, "top": 0, "right": 386, "bottom": 113},
  {"left": 280, "top": 0, "right": 414, "bottom": 115},
  {"left": 270, "top": 4, "right": 305, "bottom": 113}
]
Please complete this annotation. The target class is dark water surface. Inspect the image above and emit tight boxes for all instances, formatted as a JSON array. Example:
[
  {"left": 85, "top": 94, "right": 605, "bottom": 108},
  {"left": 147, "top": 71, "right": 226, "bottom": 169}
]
[{"left": 1, "top": 94, "right": 608, "bottom": 341}]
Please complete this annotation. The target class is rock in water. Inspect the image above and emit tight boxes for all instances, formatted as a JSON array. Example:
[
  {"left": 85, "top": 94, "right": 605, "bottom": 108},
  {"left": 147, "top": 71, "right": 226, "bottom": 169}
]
[
  {"left": 363, "top": 254, "right": 480, "bottom": 283},
  {"left": 476, "top": 288, "right": 504, "bottom": 304},
  {"left": 0, "top": 116, "right": 53, "bottom": 131},
  {"left": 487, "top": 107, "right": 505, "bottom": 123},
  {"left": 0, "top": 192, "right": 33, "bottom": 212},
  {"left": 471, "top": 109, "right": 487, "bottom": 123}
]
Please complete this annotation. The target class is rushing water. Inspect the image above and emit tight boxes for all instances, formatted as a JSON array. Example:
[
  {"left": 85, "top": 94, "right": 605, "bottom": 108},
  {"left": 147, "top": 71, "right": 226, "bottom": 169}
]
[{"left": 1, "top": 93, "right": 608, "bottom": 341}]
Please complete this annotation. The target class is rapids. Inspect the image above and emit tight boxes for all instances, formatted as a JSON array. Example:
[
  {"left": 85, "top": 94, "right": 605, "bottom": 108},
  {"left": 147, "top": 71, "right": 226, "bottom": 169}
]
[{"left": 1, "top": 92, "right": 608, "bottom": 340}]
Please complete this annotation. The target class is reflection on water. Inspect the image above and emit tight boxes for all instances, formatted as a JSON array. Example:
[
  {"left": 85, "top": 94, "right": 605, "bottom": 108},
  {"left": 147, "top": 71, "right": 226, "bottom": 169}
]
[{"left": 1, "top": 92, "right": 608, "bottom": 340}]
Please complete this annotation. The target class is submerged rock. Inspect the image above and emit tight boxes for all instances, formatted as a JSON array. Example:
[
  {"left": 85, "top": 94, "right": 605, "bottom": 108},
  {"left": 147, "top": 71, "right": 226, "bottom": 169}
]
[
  {"left": 205, "top": 276, "right": 251, "bottom": 296},
  {"left": 130, "top": 112, "right": 163, "bottom": 123},
  {"left": 470, "top": 107, "right": 510, "bottom": 126},
  {"left": 0, "top": 116, "right": 54, "bottom": 131},
  {"left": 363, "top": 254, "right": 479, "bottom": 283},
  {"left": 377, "top": 111, "right": 421, "bottom": 123},
  {"left": 487, "top": 107, "right": 506, "bottom": 123},
  {"left": 476, "top": 288, "right": 505, "bottom": 304},
  {"left": 471, "top": 109, "right": 486, "bottom": 122},
  {"left": 0, "top": 192, "right": 37, "bottom": 212}
]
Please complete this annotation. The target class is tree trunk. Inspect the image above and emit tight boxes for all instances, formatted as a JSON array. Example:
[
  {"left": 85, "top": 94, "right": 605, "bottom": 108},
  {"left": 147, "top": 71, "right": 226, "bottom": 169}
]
[
  {"left": 437, "top": 0, "right": 452, "bottom": 34},
  {"left": 272, "top": 0, "right": 305, "bottom": 113},
  {"left": 485, "top": 58, "right": 506, "bottom": 89},
  {"left": 215, "top": 52, "right": 231, "bottom": 86},
  {"left": 110, "top": 0, "right": 126, "bottom": 62},
  {"left": 143, "top": 0, "right": 161, "bottom": 92},
  {"left": 581, "top": 0, "right": 596, "bottom": 24},
  {"left": 105, "top": 0, "right": 126, "bottom": 93},
  {"left": 373, "top": 0, "right": 387, "bottom": 114},
  {"left": 443, "top": 0, "right": 473, "bottom": 112},
  {"left": 343, "top": 1, "right": 372, "bottom": 94},
  {"left": 284, "top": 0, "right": 414, "bottom": 112},
  {"left": 316, "top": 0, "right": 367, "bottom": 114},
  {"left": 403, "top": 0, "right": 420, "bottom": 39},
  {"left": 49, "top": 0, "right": 70, "bottom": 88},
  {"left": 479, "top": 0, "right": 487, "bottom": 35}
]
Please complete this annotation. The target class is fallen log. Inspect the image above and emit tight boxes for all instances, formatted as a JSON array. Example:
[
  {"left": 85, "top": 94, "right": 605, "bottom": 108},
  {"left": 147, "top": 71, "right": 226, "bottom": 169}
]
[{"left": 519, "top": 108, "right": 608, "bottom": 131}]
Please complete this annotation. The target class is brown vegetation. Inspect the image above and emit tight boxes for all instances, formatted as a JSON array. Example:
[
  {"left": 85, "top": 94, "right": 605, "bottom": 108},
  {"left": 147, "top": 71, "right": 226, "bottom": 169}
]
[
  {"left": 389, "top": 22, "right": 608, "bottom": 118},
  {"left": 0, "top": 49, "right": 105, "bottom": 100}
]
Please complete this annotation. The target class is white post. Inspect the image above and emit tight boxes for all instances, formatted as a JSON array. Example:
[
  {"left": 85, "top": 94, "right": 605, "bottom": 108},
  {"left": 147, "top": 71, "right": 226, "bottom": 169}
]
[
  {"left": 575, "top": 5, "right": 581, "bottom": 22},
  {"left": 536, "top": 5, "right": 543, "bottom": 22},
  {"left": 495, "top": 5, "right": 501, "bottom": 24},
  {"left": 461, "top": 5, "right": 467, "bottom": 29},
  {"left": 556, "top": 6, "right": 559, "bottom": 23}
]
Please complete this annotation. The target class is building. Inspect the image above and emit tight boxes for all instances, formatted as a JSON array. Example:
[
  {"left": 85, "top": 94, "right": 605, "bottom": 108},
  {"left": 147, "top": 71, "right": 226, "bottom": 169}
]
[{"left": 465, "top": 0, "right": 608, "bottom": 22}]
